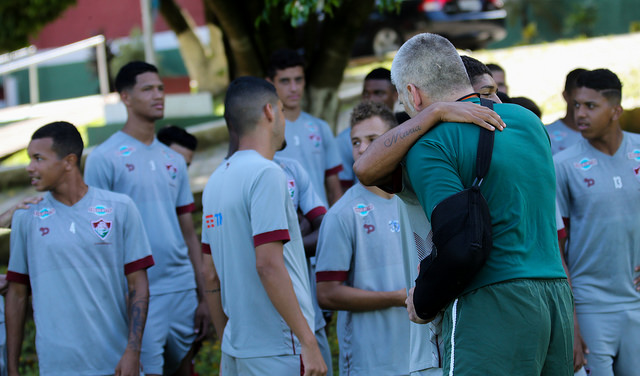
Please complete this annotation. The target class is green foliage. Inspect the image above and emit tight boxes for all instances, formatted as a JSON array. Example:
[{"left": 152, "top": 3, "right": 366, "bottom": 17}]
[
  {"left": 257, "top": 0, "right": 400, "bottom": 27},
  {"left": 564, "top": 0, "right": 598, "bottom": 37},
  {"left": 109, "top": 28, "right": 146, "bottom": 79},
  {"left": 0, "top": 0, "right": 77, "bottom": 52}
]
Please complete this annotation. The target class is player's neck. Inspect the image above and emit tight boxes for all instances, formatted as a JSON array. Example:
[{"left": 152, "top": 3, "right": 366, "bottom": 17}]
[
  {"left": 237, "top": 138, "right": 276, "bottom": 160},
  {"left": 587, "top": 126, "right": 623, "bottom": 156},
  {"left": 284, "top": 106, "right": 301, "bottom": 122},
  {"left": 363, "top": 184, "right": 394, "bottom": 199},
  {"left": 51, "top": 172, "right": 89, "bottom": 206},
  {"left": 122, "top": 117, "right": 156, "bottom": 145}
]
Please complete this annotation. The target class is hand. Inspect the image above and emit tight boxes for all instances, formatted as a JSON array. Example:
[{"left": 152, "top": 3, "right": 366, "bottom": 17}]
[
  {"left": 0, "top": 196, "right": 42, "bottom": 228},
  {"left": 634, "top": 265, "right": 640, "bottom": 291},
  {"left": 301, "top": 340, "right": 327, "bottom": 376},
  {"left": 406, "top": 287, "right": 429, "bottom": 324},
  {"left": 573, "top": 321, "right": 589, "bottom": 372},
  {"left": 433, "top": 101, "right": 506, "bottom": 131},
  {"left": 194, "top": 300, "right": 211, "bottom": 342},
  {"left": 115, "top": 348, "right": 141, "bottom": 376}
]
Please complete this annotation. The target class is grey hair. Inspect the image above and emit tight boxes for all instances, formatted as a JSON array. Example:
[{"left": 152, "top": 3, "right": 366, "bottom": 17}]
[{"left": 391, "top": 33, "right": 472, "bottom": 105}]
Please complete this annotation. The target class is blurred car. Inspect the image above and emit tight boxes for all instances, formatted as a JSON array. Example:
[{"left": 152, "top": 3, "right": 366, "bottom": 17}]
[{"left": 352, "top": 0, "right": 507, "bottom": 56}]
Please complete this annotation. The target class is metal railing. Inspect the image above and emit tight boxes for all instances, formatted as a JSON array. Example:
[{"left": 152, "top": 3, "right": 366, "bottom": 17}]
[{"left": 0, "top": 35, "right": 109, "bottom": 104}]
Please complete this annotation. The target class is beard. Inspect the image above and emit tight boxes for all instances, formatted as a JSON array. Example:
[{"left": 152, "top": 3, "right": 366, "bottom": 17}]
[{"left": 278, "top": 139, "right": 287, "bottom": 151}]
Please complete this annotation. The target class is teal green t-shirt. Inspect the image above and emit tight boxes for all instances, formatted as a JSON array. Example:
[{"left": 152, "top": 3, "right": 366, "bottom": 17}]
[{"left": 405, "top": 98, "right": 566, "bottom": 293}]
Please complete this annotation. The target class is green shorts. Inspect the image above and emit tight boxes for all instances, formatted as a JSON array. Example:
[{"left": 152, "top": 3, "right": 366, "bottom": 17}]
[{"left": 442, "top": 278, "right": 573, "bottom": 376}]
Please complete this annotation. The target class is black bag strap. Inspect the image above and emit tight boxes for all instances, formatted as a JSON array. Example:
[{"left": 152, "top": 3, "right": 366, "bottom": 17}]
[{"left": 474, "top": 98, "right": 495, "bottom": 186}]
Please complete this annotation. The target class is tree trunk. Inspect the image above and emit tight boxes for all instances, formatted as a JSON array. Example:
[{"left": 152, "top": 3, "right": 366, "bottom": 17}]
[
  {"left": 304, "top": 0, "right": 376, "bottom": 133},
  {"left": 159, "top": 0, "right": 228, "bottom": 95}
]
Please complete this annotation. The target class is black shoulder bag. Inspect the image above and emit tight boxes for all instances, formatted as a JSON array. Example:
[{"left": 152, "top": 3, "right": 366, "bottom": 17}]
[{"left": 412, "top": 98, "right": 495, "bottom": 320}]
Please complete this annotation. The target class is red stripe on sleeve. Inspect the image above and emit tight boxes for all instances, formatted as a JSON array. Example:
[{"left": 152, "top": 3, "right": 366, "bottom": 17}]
[
  {"left": 253, "top": 229, "right": 290, "bottom": 248},
  {"left": 325, "top": 164, "right": 344, "bottom": 177},
  {"left": 305, "top": 206, "right": 327, "bottom": 222},
  {"left": 124, "top": 255, "right": 155, "bottom": 275},
  {"left": 202, "top": 243, "right": 212, "bottom": 255},
  {"left": 557, "top": 228, "right": 567, "bottom": 242},
  {"left": 316, "top": 271, "right": 348, "bottom": 282},
  {"left": 6, "top": 271, "right": 30, "bottom": 285},
  {"left": 176, "top": 203, "right": 196, "bottom": 215}
]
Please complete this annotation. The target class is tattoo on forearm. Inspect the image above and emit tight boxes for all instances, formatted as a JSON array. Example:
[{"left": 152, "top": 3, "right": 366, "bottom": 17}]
[
  {"left": 127, "top": 289, "right": 149, "bottom": 351},
  {"left": 205, "top": 288, "right": 221, "bottom": 293},
  {"left": 383, "top": 125, "right": 423, "bottom": 147}
]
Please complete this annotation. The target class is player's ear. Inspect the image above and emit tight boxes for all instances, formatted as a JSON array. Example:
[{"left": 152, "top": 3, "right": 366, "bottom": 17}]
[
  {"left": 264, "top": 102, "right": 275, "bottom": 123},
  {"left": 407, "top": 84, "right": 424, "bottom": 111},
  {"left": 62, "top": 153, "right": 78, "bottom": 171},
  {"left": 611, "top": 104, "right": 623, "bottom": 122}
]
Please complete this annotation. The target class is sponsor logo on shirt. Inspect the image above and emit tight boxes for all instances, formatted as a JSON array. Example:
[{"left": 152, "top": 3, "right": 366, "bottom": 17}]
[
  {"left": 91, "top": 219, "right": 112, "bottom": 240},
  {"left": 364, "top": 224, "right": 375, "bottom": 234},
  {"left": 550, "top": 130, "right": 567, "bottom": 142},
  {"left": 627, "top": 149, "right": 640, "bottom": 161},
  {"left": 353, "top": 203, "right": 374, "bottom": 216},
  {"left": 126, "top": 163, "right": 135, "bottom": 172},
  {"left": 39, "top": 227, "right": 49, "bottom": 236},
  {"left": 584, "top": 178, "right": 595, "bottom": 187},
  {"left": 633, "top": 165, "right": 640, "bottom": 182},
  {"left": 33, "top": 207, "right": 55, "bottom": 219},
  {"left": 88, "top": 205, "right": 113, "bottom": 216},
  {"left": 573, "top": 158, "right": 598, "bottom": 171},
  {"left": 118, "top": 145, "right": 135, "bottom": 156},
  {"left": 304, "top": 123, "right": 319, "bottom": 133},
  {"left": 388, "top": 220, "right": 400, "bottom": 232},
  {"left": 205, "top": 213, "right": 223, "bottom": 229},
  {"left": 165, "top": 163, "right": 178, "bottom": 180},
  {"left": 287, "top": 179, "right": 296, "bottom": 200}
]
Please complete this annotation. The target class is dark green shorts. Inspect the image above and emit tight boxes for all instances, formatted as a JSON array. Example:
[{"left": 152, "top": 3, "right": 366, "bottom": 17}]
[{"left": 442, "top": 278, "right": 573, "bottom": 376}]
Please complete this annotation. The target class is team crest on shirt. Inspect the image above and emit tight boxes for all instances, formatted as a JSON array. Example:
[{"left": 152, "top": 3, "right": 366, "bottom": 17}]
[
  {"left": 88, "top": 205, "right": 113, "bottom": 216},
  {"left": 573, "top": 158, "right": 598, "bottom": 171},
  {"left": 388, "top": 220, "right": 400, "bottom": 233},
  {"left": 33, "top": 207, "right": 55, "bottom": 219},
  {"left": 353, "top": 203, "right": 374, "bottom": 216},
  {"left": 118, "top": 145, "right": 135, "bottom": 156},
  {"left": 91, "top": 218, "right": 112, "bottom": 239},
  {"left": 308, "top": 133, "right": 322, "bottom": 148},
  {"left": 550, "top": 130, "right": 567, "bottom": 142},
  {"left": 287, "top": 179, "right": 296, "bottom": 199},
  {"left": 627, "top": 149, "right": 640, "bottom": 161},
  {"left": 165, "top": 164, "right": 178, "bottom": 180}
]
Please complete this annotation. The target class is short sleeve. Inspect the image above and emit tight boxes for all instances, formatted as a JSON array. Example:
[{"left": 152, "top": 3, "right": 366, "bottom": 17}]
[
  {"left": 320, "top": 122, "right": 344, "bottom": 176},
  {"left": 250, "top": 166, "right": 291, "bottom": 247},
  {"left": 336, "top": 128, "right": 355, "bottom": 183},
  {"left": 554, "top": 157, "right": 570, "bottom": 219},
  {"left": 315, "top": 210, "right": 352, "bottom": 282},
  {"left": 7, "top": 211, "right": 30, "bottom": 284},
  {"left": 84, "top": 151, "right": 114, "bottom": 190},
  {"left": 405, "top": 138, "right": 464, "bottom": 221},
  {"left": 295, "top": 163, "right": 327, "bottom": 221},
  {"left": 175, "top": 157, "right": 195, "bottom": 211},
  {"left": 122, "top": 197, "right": 154, "bottom": 274}
]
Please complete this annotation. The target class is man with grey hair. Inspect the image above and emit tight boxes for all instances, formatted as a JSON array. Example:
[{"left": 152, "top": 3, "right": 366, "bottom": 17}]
[{"left": 393, "top": 33, "right": 573, "bottom": 375}]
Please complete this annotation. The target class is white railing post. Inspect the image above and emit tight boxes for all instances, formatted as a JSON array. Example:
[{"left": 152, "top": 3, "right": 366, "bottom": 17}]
[
  {"left": 28, "top": 64, "right": 39, "bottom": 104},
  {"left": 96, "top": 41, "right": 109, "bottom": 96}
]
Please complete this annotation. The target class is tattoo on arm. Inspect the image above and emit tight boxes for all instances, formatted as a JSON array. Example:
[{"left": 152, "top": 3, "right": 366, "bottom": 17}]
[
  {"left": 383, "top": 125, "right": 422, "bottom": 148},
  {"left": 127, "top": 288, "right": 149, "bottom": 351}
]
